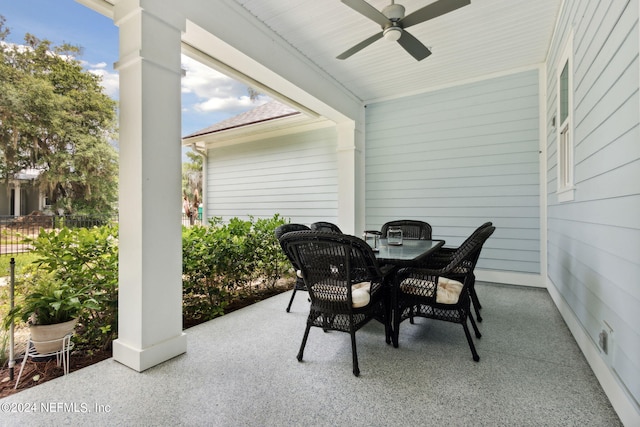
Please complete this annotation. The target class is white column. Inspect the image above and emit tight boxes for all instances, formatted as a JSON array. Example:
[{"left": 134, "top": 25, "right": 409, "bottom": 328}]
[
  {"left": 336, "top": 116, "right": 365, "bottom": 235},
  {"left": 112, "top": 0, "right": 187, "bottom": 372}
]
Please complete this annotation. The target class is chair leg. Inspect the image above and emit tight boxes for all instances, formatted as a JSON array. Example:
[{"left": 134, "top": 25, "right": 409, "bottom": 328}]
[
  {"left": 392, "top": 309, "right": 401, "bottom": 348},
  {"left": 350, "top": 331, "right": 360, "bottom": 377},
  {"left": 462, "top": 321, "right": 480, "bottom": 362},
  {"left": 297, "top": 324, "right": 311, "bottom": 362},
  {"left": 286, "top": 288, "right": 298, "bottom": 312},
  {"left": 469, "top": 284, "right": 482, "bottom": 322},
  {"left": 385, "top": 307, "right": 392, "bottom": 345},
  {"left": 468, "top": 310, "right": 482, "bottom": 338}
]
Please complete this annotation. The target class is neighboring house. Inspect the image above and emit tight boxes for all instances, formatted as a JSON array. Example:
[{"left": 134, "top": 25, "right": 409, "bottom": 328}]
[
  {"left": 82, "top": 1, "right": 639, "bottom": 423},
  {"left": 183, "top": 99, "right": 340, "bottom": 226},
  {"left": 0, "top": 169, "right": 45, "bottom": 216}
]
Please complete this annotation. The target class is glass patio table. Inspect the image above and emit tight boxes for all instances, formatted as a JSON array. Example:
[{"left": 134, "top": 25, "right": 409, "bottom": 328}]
[{"left": 374, "top": 238, "right": 445, "bottom": 267}]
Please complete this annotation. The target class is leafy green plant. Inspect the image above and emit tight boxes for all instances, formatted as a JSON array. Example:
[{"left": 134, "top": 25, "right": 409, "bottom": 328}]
[
  {"left": 22, "top": 225, "right": 119, "bottom": 350},
  {"left": 2, "top": 274, "right": 99, "bottom": 328}
]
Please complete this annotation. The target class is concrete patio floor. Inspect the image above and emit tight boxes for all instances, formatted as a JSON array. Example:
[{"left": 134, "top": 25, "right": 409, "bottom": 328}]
[{"left": 0, "top": 283, "right": 622, "bottom": 426}]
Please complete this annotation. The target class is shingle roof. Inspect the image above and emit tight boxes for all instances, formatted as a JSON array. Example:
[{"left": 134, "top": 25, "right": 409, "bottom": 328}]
[{"left": 184, "top": 100, "right": 300, "bottom": 139}]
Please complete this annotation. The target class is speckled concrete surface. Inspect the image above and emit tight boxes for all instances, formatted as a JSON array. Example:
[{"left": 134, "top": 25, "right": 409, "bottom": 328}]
[{"left": 0, "top": 283, "right": 622, "bottom": 426}]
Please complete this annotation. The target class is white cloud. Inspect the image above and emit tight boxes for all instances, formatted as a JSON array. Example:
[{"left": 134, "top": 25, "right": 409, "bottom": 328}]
[
  {"left": 86, "top": 64, "right": 119, "bottom": 99},
  {"left": 180, "top": 55, "right": 269, "bottom": 114}
]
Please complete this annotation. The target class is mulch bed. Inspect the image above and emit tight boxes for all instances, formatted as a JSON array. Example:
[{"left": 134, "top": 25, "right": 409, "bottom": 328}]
[
  {"left": 0, "top": 349, "right": 112, "bottom": 398},
  {"left": 0, "top": 282, "right": 292, "bottom": 399}
]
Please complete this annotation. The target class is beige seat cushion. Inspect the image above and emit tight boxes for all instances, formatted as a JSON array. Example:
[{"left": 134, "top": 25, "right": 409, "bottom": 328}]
[
  {"left": 311, "top": 281, "right": 371, "bottom": 307},
  {"left": 436, "top": 277, "right": 464, "bottom": 304},
  {"left": 399, "top": 276, "right": 463, "bottom": 304},
  {"left": 351, "top": 281, "right": 371, "bottom": 308}
]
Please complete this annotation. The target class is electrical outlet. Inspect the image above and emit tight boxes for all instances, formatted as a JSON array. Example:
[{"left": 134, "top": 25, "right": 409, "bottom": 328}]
[
  {"left": 599, "top": 329, "right": 608, "bottom": 354},
  {"left": 600, "top": 320, "right": 614, "bottom": 365}
]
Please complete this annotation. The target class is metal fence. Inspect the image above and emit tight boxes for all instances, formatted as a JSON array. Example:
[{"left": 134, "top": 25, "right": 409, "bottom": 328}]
[
  {"left": 0, "top": 214, "right": 115, "bottom": 256},
  {"left": 1, "top": 213, "right": 205, "bottom": 256},
  {"left": 182, "top": 213, "right": 203, "bottom": 227}
]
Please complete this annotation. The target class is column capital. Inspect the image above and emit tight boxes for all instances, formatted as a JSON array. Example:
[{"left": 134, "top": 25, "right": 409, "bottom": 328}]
[
  {"left": 113, "top": 0, "right": 184, "bottom": 73},
  {"left": 113, "top": 0, "right": 185, "bottom": 31}
]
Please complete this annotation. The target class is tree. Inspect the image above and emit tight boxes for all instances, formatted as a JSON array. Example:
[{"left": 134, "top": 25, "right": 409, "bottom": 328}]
[
  {"left": 0, "top": 16, "right": 118, "bottom": 215},
  {"left": 182, "top": 150, "right": 203, "bottom": 223}
]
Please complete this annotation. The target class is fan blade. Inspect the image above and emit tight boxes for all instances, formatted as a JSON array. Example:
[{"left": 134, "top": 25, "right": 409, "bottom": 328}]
[
  {"left": 341, "top": 0, "right": 390, "bottom": 27},
  {"left": 337, "top": 32, "right": 384, "bottom": 60},
  {"left": 397, "top": 30, "right": 432, "bottom": 61},
  {"left": 401, "top": 0, "right": 470, "bottom": 29}
]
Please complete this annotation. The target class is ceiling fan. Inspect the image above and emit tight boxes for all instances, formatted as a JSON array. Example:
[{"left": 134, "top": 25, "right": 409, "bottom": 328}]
[{"left": 337, "top": 0, "right": 470, "bottom": 61}]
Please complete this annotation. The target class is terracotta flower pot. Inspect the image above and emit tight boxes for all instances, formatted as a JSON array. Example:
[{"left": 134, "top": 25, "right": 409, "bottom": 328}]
[{"left": 29, "top": 318, "right": 77, "bottom": 354}]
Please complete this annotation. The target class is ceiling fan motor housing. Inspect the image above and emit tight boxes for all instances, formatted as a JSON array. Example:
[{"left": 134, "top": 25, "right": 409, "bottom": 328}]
[{"left": 382, "top": 3, "right": 405, "bottom": 21}]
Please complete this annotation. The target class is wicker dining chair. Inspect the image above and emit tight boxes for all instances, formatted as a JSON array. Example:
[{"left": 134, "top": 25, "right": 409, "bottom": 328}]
[
  {"left": 274, "top": 223, "right": 311, "bottom": 312},
  {"left": 392, "top": 226, "right": 495, "bottom": 362},
  {"left": 381, "top": 219, "right": 432, "bottom": 240},
  {"left": 280, "top": 230, "right": 391, "bottom": 376},
  {"left": 428, "top": 222, "right": 493, "bottom": 322},
  {"left": 310, "top": 221, "right": 342, "bottom": 233}
]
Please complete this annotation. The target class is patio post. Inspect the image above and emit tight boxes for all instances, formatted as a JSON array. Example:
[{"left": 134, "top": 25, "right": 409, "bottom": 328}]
[
  {"left": 336, "top": 119, "right": 365, "bottom": 235},
  {"left": 111, "top": 0, "right": 187, "bottom": 372}
]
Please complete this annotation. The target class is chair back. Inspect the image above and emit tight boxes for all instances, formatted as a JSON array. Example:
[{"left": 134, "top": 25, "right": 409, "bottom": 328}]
[
  {"left": 274, "top": 223, "right": 310, "bottom": 240},
  {"left": 310, "top": 221, "right": 342, "bottom": 233},
  {"left": 381, "top": 220, "right": 432, "bottom": 240},
  {"left": 464, "top": 222, "right": 493, "bottom": 267},
  {"left": 440, "top": 226, "right": 495, "bottom": 275},
  {"left": 280, "top": 231, "right": 383, "bottom": 311},
  {"left": 274, "top": 223, "right": 311, "bottom": 268}
]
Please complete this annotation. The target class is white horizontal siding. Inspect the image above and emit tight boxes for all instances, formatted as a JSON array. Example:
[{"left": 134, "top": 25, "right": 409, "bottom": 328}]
[
  {"left": 546, "top": 0, "right": 640, "bottom": 409},
  {"left": 206, "top": 126, "right": 338, "bottom": 225},
  {"left": 365, "top": 69, "right": 541, "bottom": 274}
]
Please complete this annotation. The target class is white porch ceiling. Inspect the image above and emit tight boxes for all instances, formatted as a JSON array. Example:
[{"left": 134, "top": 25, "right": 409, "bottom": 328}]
[{"left": 231, "top": 0, "right": 562, "bottom": 103}]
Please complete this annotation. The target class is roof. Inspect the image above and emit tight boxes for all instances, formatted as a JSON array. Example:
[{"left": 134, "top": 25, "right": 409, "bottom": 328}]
[
  {"left": 14, "top": 168, "right": 42, "bottom": 181},
  {"left": 184, "top": 100, "right": 300, "bottom": 139}
]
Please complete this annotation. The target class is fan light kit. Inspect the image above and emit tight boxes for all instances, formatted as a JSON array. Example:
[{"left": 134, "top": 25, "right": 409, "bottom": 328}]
[
  {"left": 383, "top": 25, "right": 402, "bottom": 41},
  {"left": 337, "top": 0, "right": 471, "bottom": 61}
]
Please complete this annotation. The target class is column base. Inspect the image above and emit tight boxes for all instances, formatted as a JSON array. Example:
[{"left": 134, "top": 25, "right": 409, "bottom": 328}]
[{"left": 113, "top": 332, "right": 187, "bottom": 372}]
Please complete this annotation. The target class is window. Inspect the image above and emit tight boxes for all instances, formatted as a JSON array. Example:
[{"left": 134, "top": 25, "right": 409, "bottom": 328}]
[{"left": 557, "top": 37, "right": 574, "bottom": 202}]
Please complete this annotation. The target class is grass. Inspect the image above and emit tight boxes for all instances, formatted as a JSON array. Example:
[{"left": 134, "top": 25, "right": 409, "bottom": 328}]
[{"left": 0, "top": 253, "right": 40, "bottom": 278}]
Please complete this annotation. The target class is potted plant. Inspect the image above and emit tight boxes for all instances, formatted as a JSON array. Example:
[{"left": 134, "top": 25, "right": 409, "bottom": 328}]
[{"left": 3, "top": 274, "right": 99, "bottom": 354}]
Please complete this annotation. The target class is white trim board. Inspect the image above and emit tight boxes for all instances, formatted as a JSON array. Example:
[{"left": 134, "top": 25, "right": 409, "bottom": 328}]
[
  {"left": 476, "top": 270, "right": 545, "bottom": 288},
  {"left": 547, "top": 277, "right": 640, "bottom": 427}
]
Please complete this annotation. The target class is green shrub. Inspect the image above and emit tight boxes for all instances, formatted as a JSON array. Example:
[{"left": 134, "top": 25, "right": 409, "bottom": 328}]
[
  {"left": 181, "top": 214, "right": 290, "bottom": 323},
  {"left": 2, "top": 214, "right": 292, "bottom": 354}
]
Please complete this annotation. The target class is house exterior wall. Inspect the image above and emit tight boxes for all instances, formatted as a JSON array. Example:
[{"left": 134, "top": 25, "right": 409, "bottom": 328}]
[
  {"left": 365, "top": 69, "right": 541, "bottom": 282},
  {"left": 205, "top": 126, "right": 339, "bottom": 225},
  {"left": 0, "top": 187, "right": 10, "bottom": 216},
  {"left": 545, "top": 0, "right": 640, "bottom": 416},
  {"left": 0, "top": 182, "right": 41, "bottom": 216}
]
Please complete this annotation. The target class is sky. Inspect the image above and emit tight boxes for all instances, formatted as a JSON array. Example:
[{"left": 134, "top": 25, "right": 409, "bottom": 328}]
[{"left": 0, "top": 0, "right": 269, "bottom": 140}]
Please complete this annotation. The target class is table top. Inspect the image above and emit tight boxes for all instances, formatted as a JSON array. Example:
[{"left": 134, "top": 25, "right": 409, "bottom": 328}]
[{"left": 374, "top": 239, "right": 445, "bottom": 266}]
